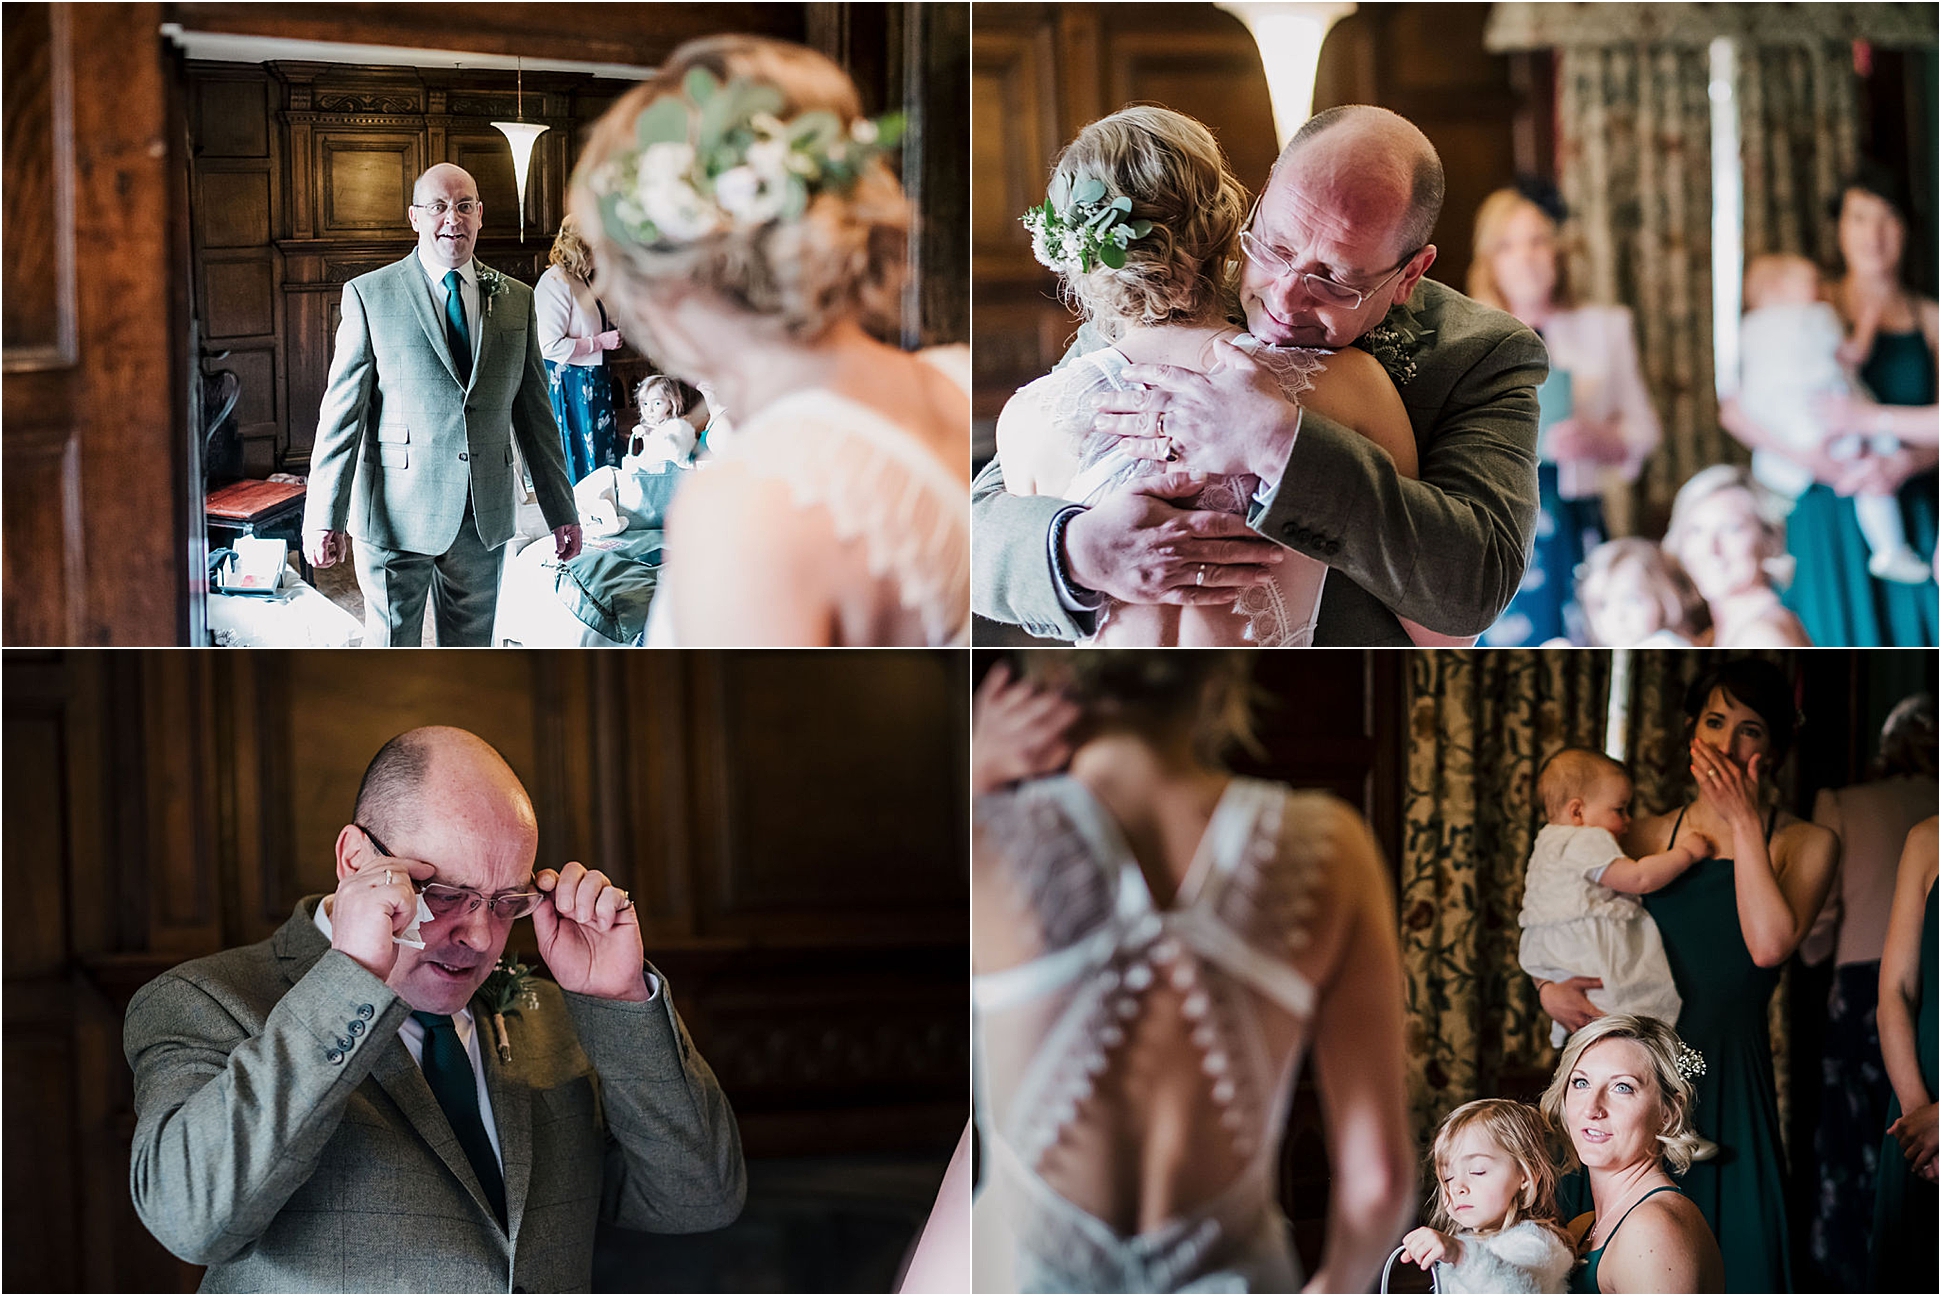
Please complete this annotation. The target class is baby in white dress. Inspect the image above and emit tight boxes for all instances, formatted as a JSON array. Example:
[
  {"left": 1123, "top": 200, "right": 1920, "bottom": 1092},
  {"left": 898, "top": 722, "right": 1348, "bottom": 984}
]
[
  {"left": 1399, "top": 1098, "right": 1575, "bottom": 1293},
  {"left": 1739, "top": 253, "right": 1929, "bottom": 583},
  {"left": 1519, "top": 748, "right": 1712, "bottom": 1050}
]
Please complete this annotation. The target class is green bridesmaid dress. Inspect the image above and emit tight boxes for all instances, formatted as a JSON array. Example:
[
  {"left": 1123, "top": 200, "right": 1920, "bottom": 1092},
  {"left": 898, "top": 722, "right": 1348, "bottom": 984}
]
[
  {"left": 1868, "top": 882, "right": 1937, "bottom": 1292},
  {"left": 1641, "top": 806, "right": 1791, "bottom": 1293}
]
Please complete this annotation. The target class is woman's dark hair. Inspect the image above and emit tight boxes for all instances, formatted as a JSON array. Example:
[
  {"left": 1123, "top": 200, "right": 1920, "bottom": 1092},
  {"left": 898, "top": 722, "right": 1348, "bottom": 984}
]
[
  {"left": 1681, "top": 659, "right": 1799, "bottom": 768},
  {"left": 1826, "top": 159, "right": 1912, "bottom": 225}
]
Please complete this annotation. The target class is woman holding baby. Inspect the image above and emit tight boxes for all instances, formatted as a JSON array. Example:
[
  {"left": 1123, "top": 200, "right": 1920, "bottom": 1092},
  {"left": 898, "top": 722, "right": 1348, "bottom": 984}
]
[
  {"left": 1722, "top": 164, "right": 1939, "bottom": 647},
  {"left": 1537, "top": 659, "right": 1838, "bottom": 1291}
]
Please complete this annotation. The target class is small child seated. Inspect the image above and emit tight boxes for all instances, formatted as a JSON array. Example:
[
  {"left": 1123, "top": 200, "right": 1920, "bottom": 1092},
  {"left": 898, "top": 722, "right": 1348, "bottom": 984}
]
[
  {"left": 627, "top": 374, "right": 699, "bottom": 469},
  {"left": 1576, "top": 538, "right": 1709, "bottom": 647},
  {"left": 1400, "top": 1098, "right": 1575, "bottom": 1293},
  {"left": 1739, "top": 253, "right": 1929, "bottom": 583},
  {"left": 1519, "top": 748, "right": 1711, "bottom": 1050}
]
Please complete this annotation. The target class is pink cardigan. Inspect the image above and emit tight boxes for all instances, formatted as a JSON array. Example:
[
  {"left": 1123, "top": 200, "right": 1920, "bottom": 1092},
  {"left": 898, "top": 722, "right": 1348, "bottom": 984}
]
[
  {"left": 534, "top": 265, "right": 609, "bottom": 367},
  {"left": 1538, "top": 304, "right": 1662, "bottom": 501}
]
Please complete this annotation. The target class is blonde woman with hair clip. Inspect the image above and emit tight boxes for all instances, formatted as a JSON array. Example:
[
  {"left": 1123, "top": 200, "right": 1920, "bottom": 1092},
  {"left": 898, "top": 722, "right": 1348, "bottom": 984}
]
[
  {"left": 1662, "top": 466, "right": 1811, "bottom": 647},
  {"left": 570, "top": 36, "right": 968, "bottom": 646},
  {"left": 971, "top": 650, "right": 1415, "bottom": 1291},
  {"left": 1543, "top": 1015, "right": 1723, "bottom": 1293},
  {"left": 995, "top": 106, "right": 1469, "bottom": 648}
]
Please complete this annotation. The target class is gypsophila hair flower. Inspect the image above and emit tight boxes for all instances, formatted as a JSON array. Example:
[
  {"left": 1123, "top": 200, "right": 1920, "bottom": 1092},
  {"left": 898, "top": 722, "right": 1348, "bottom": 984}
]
[
  {"left": 1674, "top": 1041, "right": 1706, "bottom": 1082},
  {"left": 588, "top": 67, "right": 904, "bottom": 247},
  {"left": 1020, "top": 174, "right": 1155, "bottom": 274}
]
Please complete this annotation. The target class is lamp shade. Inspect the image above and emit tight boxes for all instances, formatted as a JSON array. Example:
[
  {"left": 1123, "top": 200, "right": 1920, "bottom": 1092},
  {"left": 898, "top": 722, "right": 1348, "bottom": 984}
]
[
  {"left": 1214, "top": 2, "right": 1356, "bottom": 147},
  {"left": 490, "top": 120, "right": 549, "bottom": 242}
]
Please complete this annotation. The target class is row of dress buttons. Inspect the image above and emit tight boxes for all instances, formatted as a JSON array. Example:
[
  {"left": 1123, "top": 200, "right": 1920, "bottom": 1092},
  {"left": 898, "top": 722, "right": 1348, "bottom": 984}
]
[{"left": 325, "top": 1002, "right": 378, "bottom": 1064}]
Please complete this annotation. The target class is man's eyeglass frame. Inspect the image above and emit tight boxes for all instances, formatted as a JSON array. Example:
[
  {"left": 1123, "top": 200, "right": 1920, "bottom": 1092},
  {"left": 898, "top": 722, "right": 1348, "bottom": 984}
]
[
  {"left": 410, "top": 199, "right": 483, "bottom": 218},
  {"left": 1237, "top": 195, "right": 1422, "bottom": 311},
  {"left": 356, "top": 824, "right": 543, "bottom": 921}
]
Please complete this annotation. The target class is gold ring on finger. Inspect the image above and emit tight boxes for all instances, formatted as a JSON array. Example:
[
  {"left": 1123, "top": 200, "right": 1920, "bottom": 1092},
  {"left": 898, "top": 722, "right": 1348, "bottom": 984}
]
[
  {"left": 1196, "top": 564, "right": 1207, "bottom": 586},
  {"left": 384, "top": 868, "right": 393, "bottom": 886}
]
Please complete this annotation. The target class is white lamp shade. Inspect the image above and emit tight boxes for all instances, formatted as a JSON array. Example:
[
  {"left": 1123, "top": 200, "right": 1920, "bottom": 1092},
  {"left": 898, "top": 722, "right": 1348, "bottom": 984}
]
[
  {"left": 490, "top": 120, "right": 549, "bottom": 238},
  {"left": 1214, "top": 2, "right": 1357, "bottom": 148}
]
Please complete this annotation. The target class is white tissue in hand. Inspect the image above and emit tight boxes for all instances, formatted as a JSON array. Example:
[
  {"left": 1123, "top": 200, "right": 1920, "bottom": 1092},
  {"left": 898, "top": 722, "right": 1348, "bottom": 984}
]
[{"left": 394, "top": 893, "right": 434, "bottom": 948}]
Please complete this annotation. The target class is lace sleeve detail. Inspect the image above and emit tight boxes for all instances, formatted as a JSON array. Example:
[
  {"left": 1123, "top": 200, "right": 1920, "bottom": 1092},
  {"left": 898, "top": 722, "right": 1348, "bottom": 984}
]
[
  {"left": 976, "top": 783, "right": 1117, "bottom": 955},
  {"left": 728, "top": 396, "right": 968, "bottom": 645}
]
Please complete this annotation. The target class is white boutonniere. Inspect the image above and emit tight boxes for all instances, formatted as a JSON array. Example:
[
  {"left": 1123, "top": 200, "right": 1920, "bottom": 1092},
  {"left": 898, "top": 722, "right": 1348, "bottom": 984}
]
[
  {"left": 1357, "top": 306, "right": 1432, "bottom": 387},
  {"left": 477, "top": 954, "right": 540, "bottom": 1063},
  {"left": 476, "top": 265, "right": 511, "bottom": 316}
]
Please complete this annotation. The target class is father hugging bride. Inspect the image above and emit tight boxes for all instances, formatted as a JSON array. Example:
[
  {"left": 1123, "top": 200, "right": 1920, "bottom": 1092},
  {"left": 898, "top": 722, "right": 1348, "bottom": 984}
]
[{"left": 974, "top": 104, "right": 1548, "bottom": 646}]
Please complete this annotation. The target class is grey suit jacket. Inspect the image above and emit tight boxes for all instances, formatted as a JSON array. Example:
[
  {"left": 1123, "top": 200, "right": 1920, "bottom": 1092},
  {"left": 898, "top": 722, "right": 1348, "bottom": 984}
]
[
  {"left": 302, "top": 255, "right": 579, "bottom": 555},
  {"left": 972, "top": 278, "right": 1547, "bottom": 643},
  {"left": 125, "top": 898, "right": 746, "bottom": 1293}
]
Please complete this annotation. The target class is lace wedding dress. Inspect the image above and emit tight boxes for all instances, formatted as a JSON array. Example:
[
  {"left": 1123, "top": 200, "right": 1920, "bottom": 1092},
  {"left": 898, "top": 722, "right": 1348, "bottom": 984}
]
[
  {"left": 973, "top": 775, "right": 1333, "bottom": 1292},
  {"left": 1012, "top": 337, "right": 1330, "bottom": 646},
  {"left": 644, "top": 347, "right": 968, "bottom": 645}
]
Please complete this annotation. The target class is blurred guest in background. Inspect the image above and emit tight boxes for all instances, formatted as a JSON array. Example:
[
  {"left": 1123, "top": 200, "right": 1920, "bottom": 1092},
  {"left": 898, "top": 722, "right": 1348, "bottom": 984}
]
[
  {"left": 1576, "top": 537, "right": 1709, "bottom": 647},
  {"left": 536, "top": 215, "right": 627, "bottom": 483},
  {"left": 1804, "top": 694, "right": 1938, "bottom": 1291},
  {"left": 1870, "top": 815, "right": 1938, "bottom": 1291},
  {"left": 1469, "top": 182, "right": 1661, "bottom": 647},
  {"left": 1723, "top": 164, "right": 1939, "bottom": 647},
  {"left": 1663, "top": 466, "right": 1810, "bottom": 647}
]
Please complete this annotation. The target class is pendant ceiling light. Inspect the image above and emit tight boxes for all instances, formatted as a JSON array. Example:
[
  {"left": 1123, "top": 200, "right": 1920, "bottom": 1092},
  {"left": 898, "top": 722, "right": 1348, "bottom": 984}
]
[
  {"left": 1214, "top": 2, "right": 1357, "bottom": 147},
  {"left": 491, "top": 57, "right": 548, "bottom": 242}
]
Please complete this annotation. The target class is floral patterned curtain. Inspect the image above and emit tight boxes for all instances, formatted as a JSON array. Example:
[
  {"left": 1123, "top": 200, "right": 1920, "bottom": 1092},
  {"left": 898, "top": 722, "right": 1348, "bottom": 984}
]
[
  {"left": 1556, "top": 44, "right": 1723, "bottom": 536},
  {"left": 1401, "top": 648, "right": 1803, "bottom": 1141},
  {"left": 1738, "top": 42, "right": 1861, "bottom": 269}
]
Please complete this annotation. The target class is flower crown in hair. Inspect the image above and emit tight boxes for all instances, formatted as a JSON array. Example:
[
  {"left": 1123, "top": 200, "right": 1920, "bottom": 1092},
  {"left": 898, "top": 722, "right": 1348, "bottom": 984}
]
[
  {"left": 590, "top": 67, "right": 904, "bottom": 246},
  {"left": 1674, "top": 1041, "right": 1706, "bottom": 1082},
  {"left": 1021, "top": 174, "right": 1155, "bottom": 274}
]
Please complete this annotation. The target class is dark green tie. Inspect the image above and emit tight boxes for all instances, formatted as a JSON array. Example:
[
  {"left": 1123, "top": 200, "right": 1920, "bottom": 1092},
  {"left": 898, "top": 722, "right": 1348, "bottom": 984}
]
[
  {"left": 442, "top": 270, "right": 473, "bottom": 385},
  {"left": 410, "top": 1011, "right": 506, "bottom": 1228}
]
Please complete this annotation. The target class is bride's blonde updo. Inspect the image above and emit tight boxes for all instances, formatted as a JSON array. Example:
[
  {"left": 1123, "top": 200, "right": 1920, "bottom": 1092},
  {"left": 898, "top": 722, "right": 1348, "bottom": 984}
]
[
  {"left": 1043, "top": 106, "right": 1250, "bottom": 336},
  {"left": 570, "top": 35, "right": 909, "bottom": 341}
]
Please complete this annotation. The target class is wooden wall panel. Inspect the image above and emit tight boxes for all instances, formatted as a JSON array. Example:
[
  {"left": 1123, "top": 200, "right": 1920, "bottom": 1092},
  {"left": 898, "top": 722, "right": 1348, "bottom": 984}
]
[
  {"left": 202, "top": 258, "right": 275, "bottom": 337},
  {"left": 2, "top": 3, "right": 192, "bottom": 646},
  {"left": 199, "top": 170, "right": 272, "bottom": 247},
  {"left": 317, "top": 133, "right": 420, "bottom": 232},
  {"left": 193, "top": 76, "right": 270, "bottom": 157}
]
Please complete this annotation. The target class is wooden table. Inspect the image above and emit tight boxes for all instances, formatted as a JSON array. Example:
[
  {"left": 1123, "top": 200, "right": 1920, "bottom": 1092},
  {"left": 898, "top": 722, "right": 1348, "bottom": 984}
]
[{"left": 206, "top": 478, "right": 309, "bottom": 582}]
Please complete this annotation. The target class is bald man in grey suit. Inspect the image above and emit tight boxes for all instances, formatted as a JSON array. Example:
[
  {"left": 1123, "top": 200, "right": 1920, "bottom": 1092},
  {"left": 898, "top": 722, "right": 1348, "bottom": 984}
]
[
  {"left": 303, "top": 164, "right": 582, "bottom": 646},
  {"left": 974, "top": 106, "right": 1545, "bottom": 645},
  {"left": 125, "top": 727, "right": 743, "bottom": 1291}
]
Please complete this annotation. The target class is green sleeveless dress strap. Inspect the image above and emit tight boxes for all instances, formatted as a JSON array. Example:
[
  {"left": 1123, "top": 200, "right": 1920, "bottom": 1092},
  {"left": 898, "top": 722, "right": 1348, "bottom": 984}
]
[
  {"left": 1644, "top": 804, "right": 1791, "bottom": 1291},
  {"left": 1868, "top": 881, "right": 1938, "bottom": 1290},
  {"left": 1568, "top": 1185, "right": 1686, "bottom": 1293}
]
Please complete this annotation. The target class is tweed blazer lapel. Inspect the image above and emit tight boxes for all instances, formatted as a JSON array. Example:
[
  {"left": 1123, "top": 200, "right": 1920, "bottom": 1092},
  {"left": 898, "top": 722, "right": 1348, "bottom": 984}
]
[
  {"left": 395, "top": 253, "right": 466, "bottom": 389},
  {"left": 273, "top": 899, "right": 506, "bottom": 1234},
  {"left": 478, "top": 1009, "right": 534, "bottom": 1243}
]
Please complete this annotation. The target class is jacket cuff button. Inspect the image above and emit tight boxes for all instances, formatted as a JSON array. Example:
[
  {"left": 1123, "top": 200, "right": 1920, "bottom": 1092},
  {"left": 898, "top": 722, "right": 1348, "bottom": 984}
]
[
  {"left": 326, "top": 1049, "right": 345, "bottom": 1065},
  {"left": 357, "top": 1004, "right": 374, "bottom": 1019}
]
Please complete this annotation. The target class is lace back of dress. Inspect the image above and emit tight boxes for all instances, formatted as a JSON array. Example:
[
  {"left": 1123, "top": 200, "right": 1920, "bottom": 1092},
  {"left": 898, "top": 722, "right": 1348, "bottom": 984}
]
[
  {"left": 976, "top": 780, "right": 1323, "bottom": 1280},
  {"left": 730, "top": 394, "right": 968, "bottom": 645}
]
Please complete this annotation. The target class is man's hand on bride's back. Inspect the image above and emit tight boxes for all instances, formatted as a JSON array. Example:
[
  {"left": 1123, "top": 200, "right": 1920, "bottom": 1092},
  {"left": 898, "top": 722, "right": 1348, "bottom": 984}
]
[
  {"left": 1091, "top": 338, "right": 1301, "bottom": 483},
  {"left": 1064, "top": 473, "right": 1284, "bottom": 605}
]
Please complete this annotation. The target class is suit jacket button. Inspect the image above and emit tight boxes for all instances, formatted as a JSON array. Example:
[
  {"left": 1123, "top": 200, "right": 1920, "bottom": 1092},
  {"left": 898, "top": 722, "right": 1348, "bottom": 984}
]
[
  {"left": 337, "top": 1036, "right": 354, "bottom": 1051},
  {"left": 348, "top": 1020, "right": 365, "bottom": 1036},
  {"left": 357, "top": 1004, "right": 374, "bottom": 1020},
  {"left": 1324, "top": 539, "right": 1342, "bottom": 555},
  {"left": 459, "top": 451, "right": 469, "bottom": 462},
  {"left": 326, "top": 1049, "right": 345, "bottom": 1065}
]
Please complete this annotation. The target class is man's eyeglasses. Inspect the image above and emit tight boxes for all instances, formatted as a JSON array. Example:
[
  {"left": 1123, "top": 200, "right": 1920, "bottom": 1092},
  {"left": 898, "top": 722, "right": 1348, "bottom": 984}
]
[
  {"left": 1238, "top": 196, "right": 1419, "bottom": 310},
  {"left": 357, "top": 825, "right": 542, "bottom": 920},
  {"left": 411, "top": 199, "right": 482, "bottom": 218}
]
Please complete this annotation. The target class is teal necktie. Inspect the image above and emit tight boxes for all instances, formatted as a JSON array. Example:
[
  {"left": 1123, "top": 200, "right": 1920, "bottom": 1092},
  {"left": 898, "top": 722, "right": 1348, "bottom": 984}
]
[
  {"left": 442, "top": 270, "right": 473, "bottom": 385},
  {"left": 410, "top": 1011, "right": 506, "bottom": 1228}
]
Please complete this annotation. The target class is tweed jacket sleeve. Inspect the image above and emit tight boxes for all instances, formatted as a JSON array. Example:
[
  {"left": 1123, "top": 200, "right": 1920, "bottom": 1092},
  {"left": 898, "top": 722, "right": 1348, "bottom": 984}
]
[
  {"left": 562, "top": 974, "right": 747, "bottom": 1233},
  {"left": 969, "top": 456, "right": 1093, "bottom": 641},
  {"left": 302, "top": 282, "right": 380, "bottom": 536},
  {"left": 1251, "top": 295, "right": 1546, "bottom": 637},
  {"left": 125, "top": 949, "right": 408, "bottom": 1266}
]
